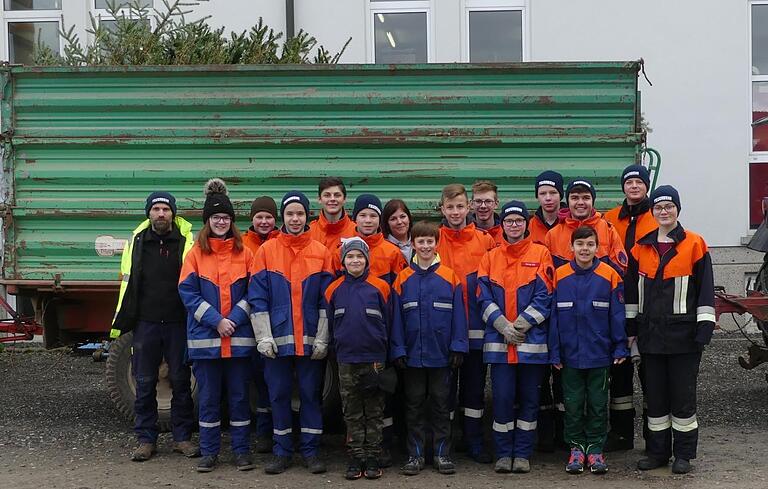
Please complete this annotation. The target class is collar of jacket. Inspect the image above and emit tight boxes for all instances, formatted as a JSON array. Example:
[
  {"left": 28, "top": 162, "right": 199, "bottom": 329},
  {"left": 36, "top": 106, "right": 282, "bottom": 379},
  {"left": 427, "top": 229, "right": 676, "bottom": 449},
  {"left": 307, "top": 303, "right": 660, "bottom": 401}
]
[
  {"left": 534, "top": 203, "right": 565, "bottom": 229},
  {"left": 387, "top": 233, "right": 411, "bottom": 249},
  {"left": 569, "top": 257, "right": 600, "bottom": 275},
  {"left": 132, "top": 216, "right": 192, "bottom": 237},
  {"left": 145, "top": 223, "right": 182, "bottom": 242},
  {"left": 343, "top": 269, "right": 370, "bottom": 282},
  {"left": 498, "top": 235, "right": 532, "bottom": 257},
  {"left": 637, "top": 222, "right": 686, "bottom": 245},
  {"left": 277, "top": 228, "right": 313, "bottom": 248},
  {"left": 317, "top": 209, "right": 351, "bottom": 232},
  {"left": 207, "top": 236, "right": 235, "bottom": 254},
  {"left": 618, "top": 197, "right": 651, "bottom": 219},
  {"left": 247, "top": 226, "right": 279, "bottom": 245},
  {"left": 410, "top": 255, "right": 441, "bottom": 274},
  {"left": 562, "top": 209, "right": 601, "bottom": 227},
  {"left": 440, "top": 222, "right": 480, "bottom": 242},
  {"left": 359, "top": 231, "right": 385, "bottom": 248}
]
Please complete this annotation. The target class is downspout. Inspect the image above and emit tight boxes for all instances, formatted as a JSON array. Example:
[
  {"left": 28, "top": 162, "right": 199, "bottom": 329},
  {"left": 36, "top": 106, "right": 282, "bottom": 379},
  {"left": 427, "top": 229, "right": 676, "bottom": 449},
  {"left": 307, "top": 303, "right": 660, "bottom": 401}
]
[{"left": 285, "top": 0, "right": 295, "bottom": 38}]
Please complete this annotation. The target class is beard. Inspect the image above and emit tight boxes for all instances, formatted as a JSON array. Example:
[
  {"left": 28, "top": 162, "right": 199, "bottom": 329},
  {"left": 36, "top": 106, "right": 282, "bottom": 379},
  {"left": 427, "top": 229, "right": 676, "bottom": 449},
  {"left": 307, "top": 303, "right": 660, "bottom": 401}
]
[{"left": 151, "top": 217, "right": 172, "bottom": 234}]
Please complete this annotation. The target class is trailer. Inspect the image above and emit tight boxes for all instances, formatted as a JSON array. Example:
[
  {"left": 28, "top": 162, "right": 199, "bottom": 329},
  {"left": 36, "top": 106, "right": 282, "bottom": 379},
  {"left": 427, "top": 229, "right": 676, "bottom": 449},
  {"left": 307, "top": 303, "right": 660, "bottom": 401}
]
[{"left": 0, "top": 61, "right": 647, "bottom": 427}]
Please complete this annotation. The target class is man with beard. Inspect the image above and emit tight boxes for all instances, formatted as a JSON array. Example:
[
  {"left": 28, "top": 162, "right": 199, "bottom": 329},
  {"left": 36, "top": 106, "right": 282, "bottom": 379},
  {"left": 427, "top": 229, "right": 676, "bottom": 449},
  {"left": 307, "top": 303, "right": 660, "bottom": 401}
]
[{"left": 111, "top": 192, "right": 198, "bottom": 462}]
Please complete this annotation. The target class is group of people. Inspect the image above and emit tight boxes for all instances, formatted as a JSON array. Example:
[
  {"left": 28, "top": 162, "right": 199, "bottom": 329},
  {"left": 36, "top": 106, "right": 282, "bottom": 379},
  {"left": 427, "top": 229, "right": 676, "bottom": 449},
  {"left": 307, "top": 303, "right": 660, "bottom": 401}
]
[{"left": 110, "top": 165, "right": 715, "bottom": 479}]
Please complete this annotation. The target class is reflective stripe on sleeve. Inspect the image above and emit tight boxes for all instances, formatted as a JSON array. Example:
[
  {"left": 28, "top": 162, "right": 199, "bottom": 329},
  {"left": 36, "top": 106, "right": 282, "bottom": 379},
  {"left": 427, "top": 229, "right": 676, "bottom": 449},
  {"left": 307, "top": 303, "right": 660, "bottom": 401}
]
[
  {"left": 523, "top": 306, "right": 545, "bottom": 325},
  {"left": 482, "top": 303, "right": 500, "bottom": 323},
  {"left": 697, "top": 306, "right": 716, "bottom": 323},
  {"left": 194, "top": 301, "right": 212, "bottom": 322},
  {"left": 235, "top": 299, "right": 250, "bottom": 315},
  {"left": 625, "top": 304, "right": 639, "bottom": 319}
]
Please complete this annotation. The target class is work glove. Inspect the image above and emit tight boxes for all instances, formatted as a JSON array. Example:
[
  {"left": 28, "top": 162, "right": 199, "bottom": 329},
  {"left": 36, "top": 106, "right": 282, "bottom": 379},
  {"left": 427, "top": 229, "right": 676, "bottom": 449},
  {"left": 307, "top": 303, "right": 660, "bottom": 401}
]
[
  {"left": 512, "top": 316, "right": 533, "bottom": 333},
  {"left": 109, "top": 328, "right": 121, "bottom": 339},
  {"left": 493, "top": 315, "right": 517, "bottom": 344},
  {"left": 393, "top": 356, "right": 407, "bottom": 370},
  {"left": 449, "top": 352, "right": 464, "bottom": 369},
  {"left": 311, "top": 341, "right": 328, "bottom": 360},
  {"left": 507, "top": 327, "right": 526, "bottom": 345},
  {"left": 257, "top": 338, "right": 278, "bottom": 359}
]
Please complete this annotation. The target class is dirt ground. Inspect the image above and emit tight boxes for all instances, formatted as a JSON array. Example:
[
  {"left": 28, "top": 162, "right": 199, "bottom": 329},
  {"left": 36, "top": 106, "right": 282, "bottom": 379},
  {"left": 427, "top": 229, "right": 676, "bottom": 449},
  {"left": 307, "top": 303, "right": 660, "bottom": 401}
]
[{"left": 2, "top": 334, "right": 768, "bottom": 489}]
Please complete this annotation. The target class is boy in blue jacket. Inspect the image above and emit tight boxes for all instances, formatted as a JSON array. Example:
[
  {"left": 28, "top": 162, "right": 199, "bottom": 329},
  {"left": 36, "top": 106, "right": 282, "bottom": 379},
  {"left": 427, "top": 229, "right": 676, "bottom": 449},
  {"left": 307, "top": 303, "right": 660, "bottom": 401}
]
[
  {"left": 325, "top": 237, "right": 392, "bottom": 481},
  {"left": 390, "top": 221, "right": 468, "bottom": 476},
  {"left": 549, "top": 226, "right": 629, "bottom": 475}
]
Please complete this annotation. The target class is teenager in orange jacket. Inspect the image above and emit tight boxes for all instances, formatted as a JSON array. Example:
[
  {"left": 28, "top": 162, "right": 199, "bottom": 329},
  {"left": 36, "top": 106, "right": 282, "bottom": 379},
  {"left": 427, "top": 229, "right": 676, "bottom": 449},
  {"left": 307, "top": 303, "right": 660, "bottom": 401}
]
[
  {"left": 309, "top": 176, "right": 357, "bottom": 249},
  {"left": 437, "top": 183, "right": 496, "bottom": 463},
  {"left": 471, "top": 180, "right": 503, "bottom": 244},
  {"left": 529, "top": 171, "right": 566, "bottom": 245},
  {"left": 544, "top": 178, "right": 627, "bottom": 275}
]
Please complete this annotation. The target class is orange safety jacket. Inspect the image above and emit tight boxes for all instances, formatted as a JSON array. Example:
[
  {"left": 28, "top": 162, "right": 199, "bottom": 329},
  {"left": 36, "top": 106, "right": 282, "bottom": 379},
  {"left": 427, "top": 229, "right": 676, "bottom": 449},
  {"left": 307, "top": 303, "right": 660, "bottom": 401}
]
[
  {"left": 243, "top": 227, "right": 280, "bottom": 254},
  {"left": 529, "top": 206, "right": 561, "bottom": 245},
  {"left": 604, "top": 198, "right": 658, "bottom": 251},
  {"left": 544, "top": 210, "right": 628, "bottom": 275},
  {"left": 437, "top": 223, "right": 497, "bottom": 350},
  {"left": 331, "top": 231, "right": 407, "bottom": 285},
  {"left": 309, "top": 210, "right": 357, "bottom": 250}
]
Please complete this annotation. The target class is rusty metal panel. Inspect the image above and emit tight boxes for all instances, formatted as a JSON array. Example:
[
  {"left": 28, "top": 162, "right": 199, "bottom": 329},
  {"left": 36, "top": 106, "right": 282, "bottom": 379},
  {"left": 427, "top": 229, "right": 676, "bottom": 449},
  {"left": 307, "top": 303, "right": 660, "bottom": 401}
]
[{"left": 1, "top": 62, "right": 643, "bottom": 283}]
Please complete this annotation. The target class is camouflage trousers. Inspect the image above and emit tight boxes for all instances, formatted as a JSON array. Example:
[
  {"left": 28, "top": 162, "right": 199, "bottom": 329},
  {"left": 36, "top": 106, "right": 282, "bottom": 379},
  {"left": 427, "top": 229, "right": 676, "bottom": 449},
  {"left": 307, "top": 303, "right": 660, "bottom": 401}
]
[{"left": 338, "top": 362, "right": 386, "bottom": 459}]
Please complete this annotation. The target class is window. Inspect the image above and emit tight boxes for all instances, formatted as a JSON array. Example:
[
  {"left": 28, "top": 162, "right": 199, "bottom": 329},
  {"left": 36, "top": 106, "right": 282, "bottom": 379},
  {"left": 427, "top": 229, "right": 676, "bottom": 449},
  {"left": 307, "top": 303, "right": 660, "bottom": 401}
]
[
  {"left": 753, "top": 2, "right": 768, "bottom": 152},
  {"left": 369, "top": 1, "right": 430, "bottom": 63},
  {"left": 3, "top": 0, "right": 61, "bottom": 63},
  {"left": 92, "top": 0, "right": 153, "bottom": 37},
  {"left": 464, "top": 0, "right": 525, "bottom": 62},
  {"left": 95, "top": 0, "right": 151, "bottom": 8}
]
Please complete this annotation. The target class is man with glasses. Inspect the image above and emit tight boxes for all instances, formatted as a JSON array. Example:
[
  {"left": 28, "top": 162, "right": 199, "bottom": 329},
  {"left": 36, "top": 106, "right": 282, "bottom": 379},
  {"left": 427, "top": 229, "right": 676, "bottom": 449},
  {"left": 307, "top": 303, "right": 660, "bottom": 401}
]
[
  {"left": 471, "top": 180, "right": 503, "bottom": 244},
  {"left": 603, "top": 165, "right": 658, "bottom": 452}
]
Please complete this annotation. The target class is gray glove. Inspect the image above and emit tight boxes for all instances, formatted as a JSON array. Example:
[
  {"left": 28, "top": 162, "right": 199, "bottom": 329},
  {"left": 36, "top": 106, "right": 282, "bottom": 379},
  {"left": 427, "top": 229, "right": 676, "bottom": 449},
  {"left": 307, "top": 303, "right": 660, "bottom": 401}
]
[
  {"left": 311, "top": 341, "right": 328, "bottom": 360},
  {"left": 493, "top": 315, "right": 516, "bottom": 344},
  {"left": 513, "top": 315, "right": 533, "bottom": 333},
  {"left": 257, "top": 338, "right": 277, "bottom": 359}
]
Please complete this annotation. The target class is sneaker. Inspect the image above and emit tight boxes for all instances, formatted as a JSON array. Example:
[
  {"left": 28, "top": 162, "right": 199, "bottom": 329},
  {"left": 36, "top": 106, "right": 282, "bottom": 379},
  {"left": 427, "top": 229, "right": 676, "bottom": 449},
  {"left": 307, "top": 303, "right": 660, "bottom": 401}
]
[
  {"left": 671, "top": 458, "right": 692, "bottom": 474},
  {"left": 588, "top": 453, "right": 608, "bottom": 474},
  {"left": 234, "top": 453, "right": 255, "bottom": 471},
  {"left": 264, "top": 455, "right": 291, "bottom": 474},
  {"left": 400, "top": 456, "right": 425, "bottom": 476},
  {"left": 604, "top": 434, "right": 634, "bottom": 452},
  {"left": 565, "top": 448, "right": 585, "bottom": 474},
  {"left": 255, "top": 436, "right": 273, "bottom": 454},
  {"left": 173, "top": 440, "right": 201, "bottom": 458},
  {"left": 131, "top": 442, "right": 156, "bottom": 462},
  {"left": 379, "top": 447, "right": 393, "bottom": 468},
  {"left": 494, "top": 457, "right": 512, "bottom": 473},
  {"left": 469, "top": 448, "right": 493, "bottom": 464},
  {"left": 364, "top": 457, "right": 382, "bottom": 479},
  {"left": 303, "top": 455, "right": 327, "bottom": 474},
  {"left": 433, "top": 456, "right": 456, "bottom": 475},
  {"left": 637, "top": 456, "right": 670, "bottom": 471},
  {"left": 345, "top": 457, "right": 364, "bottom": 480},
  {"left": 196, "top": 455, "right": 217, "bottom": 473},
  {"left": 512, "top": 457, "right": 530, "bottom": 473}
]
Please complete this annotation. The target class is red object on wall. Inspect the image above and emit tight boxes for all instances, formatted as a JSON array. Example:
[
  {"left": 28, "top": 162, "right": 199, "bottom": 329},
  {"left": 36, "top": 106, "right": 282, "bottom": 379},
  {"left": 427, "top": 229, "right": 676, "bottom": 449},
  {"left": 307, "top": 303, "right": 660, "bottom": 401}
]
[{"left": 750, "top": 163, "right": 768, "bottom": 228}]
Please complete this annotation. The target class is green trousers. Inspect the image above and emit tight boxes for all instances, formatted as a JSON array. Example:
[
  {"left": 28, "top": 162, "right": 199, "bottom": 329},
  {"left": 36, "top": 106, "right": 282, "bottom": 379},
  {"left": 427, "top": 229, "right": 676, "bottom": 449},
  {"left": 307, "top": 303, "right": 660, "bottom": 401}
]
[{"left": 561, "top": 366, "right": 609, "bottom": 454}]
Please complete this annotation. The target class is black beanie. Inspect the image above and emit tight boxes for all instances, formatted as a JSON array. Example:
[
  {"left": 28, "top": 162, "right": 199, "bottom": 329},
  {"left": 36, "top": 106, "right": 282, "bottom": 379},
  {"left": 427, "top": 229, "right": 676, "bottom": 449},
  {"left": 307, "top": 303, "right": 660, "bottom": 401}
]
[
  {"left": 145, "top": 191, "right": 177, "bottom": 217},
  {"left": 250, "top": 196, "right": 278, "bottom": 220},
  {"left": 535, "top": 170, "right": 564, "bottom": 198},
  {"left": 501, "top": 200, "right": 529, "bottom": 220},
  {"left": 650, "top": 185, "right": 681, "bottom": 212},
  {"left": 202, "top": 178, "right": 235, "bottom": 222},
  {"left": 621, "top": 164, "right": 651, "bottom": 190},
  {"left": 352, "top": 194, "right": 383, "bottom": 220},
  {"left": 566, "top": 178, "right": 596, "bottom": 201},
  {"left": 280, "top": 191, "right": 310, "bottom": 219}
]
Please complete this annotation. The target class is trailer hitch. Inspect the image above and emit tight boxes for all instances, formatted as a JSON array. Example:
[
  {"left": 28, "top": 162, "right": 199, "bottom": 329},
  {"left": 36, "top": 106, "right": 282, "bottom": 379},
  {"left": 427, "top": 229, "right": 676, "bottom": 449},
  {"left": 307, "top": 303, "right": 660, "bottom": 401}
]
[{"left": 0, "top": 293, "right": 42, "bottom": 343}]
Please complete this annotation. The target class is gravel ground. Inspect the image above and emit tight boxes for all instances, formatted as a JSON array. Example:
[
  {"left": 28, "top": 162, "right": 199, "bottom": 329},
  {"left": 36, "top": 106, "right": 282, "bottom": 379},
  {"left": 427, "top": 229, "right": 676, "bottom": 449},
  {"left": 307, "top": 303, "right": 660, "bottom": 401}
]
[{"left": 1, "top": 332, "right": 768, "bottom": 489}]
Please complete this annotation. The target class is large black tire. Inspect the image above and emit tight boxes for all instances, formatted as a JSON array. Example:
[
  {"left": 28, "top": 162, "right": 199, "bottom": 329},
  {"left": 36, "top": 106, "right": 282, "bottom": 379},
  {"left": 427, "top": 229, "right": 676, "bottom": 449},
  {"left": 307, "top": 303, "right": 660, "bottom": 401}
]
[
  {"left": 322, "top": 358, "right": 344, "bottom": 433},
  {"left": 105, "top": 331, "right": 198, "bottom": 432}
]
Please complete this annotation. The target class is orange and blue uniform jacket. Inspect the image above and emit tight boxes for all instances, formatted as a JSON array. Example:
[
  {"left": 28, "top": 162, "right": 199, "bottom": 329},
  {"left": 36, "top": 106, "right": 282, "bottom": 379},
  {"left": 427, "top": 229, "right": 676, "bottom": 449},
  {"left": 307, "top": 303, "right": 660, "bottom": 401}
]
[
  {"left": 472, "top": 213, "right": 504, "bottom": 245},
  {"left": 624, "top": 224, "right": 716, "bottom": 354},
  {"left": 604, "top": 198, "right": 658, "bottom": 252},
  {"left": 178, "top": 238, "right": 257, "bottom": 360},
  {"left": 325, "top": 270, "right": 392, "bottom": 364},
  {"left": 528, "top": 204, "right": 565, "bottom": 245},
  {"left": 477, "top": 236, "right": 554, "bottom": 365},
  {"left": 243, "top": 227, "right": 280, "bottom": 254},
  {"left": 309, "top": 211, "right": 357, "bottom": 250},
  {"left": 249, "top": 231, "right": 335, "bottom": 357},
  {"left": 390, "top": 260, "right": 469, "bottom": 367},
  {"left": 544, "top": 210, "right": 628, "bottom": 275},
  {"left": 331, "top": 232, "right": 407, "bottom": 285},
  {"left": 548, "top": 260, "right": 629, "bottom": 369},
  {"left": 437, "top": 223, "right": 497, "bottom": 350}
]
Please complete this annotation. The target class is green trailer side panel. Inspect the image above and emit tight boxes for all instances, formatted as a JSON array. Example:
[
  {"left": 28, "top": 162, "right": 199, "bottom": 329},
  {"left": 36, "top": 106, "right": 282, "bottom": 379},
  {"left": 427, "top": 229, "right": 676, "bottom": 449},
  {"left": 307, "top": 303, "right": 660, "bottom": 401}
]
[{"left": 2, "top": 62, "right": 643, "bottom": 283}]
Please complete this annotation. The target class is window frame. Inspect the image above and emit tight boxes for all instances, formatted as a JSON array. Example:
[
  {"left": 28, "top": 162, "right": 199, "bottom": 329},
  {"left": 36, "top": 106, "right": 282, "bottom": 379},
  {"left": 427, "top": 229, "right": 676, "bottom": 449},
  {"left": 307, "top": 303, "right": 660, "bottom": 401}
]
[
  {"left": 91, "top": 0, "right": 154, "bottom": 36},
  {"left": 751, "top": 0, "right": 768, "bottom": 161},
  {"left": 367, "top": 0, "right": 433, "bottom": 64},
  {"left": 461, "top": 0, "right": 528, "bottom": 63},
  {"left": 1, "top": 4, "right": 62, "bottom": 63}
]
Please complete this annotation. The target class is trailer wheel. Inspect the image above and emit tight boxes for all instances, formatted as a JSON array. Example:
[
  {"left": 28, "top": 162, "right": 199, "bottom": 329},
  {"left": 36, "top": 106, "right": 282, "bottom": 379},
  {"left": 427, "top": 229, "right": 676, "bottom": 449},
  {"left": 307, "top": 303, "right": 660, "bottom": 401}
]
[
  {"left": 105, "top": 331, "right": 198, "bottom": 432},
  {"left": 322, "top": 358, "right": 343, "bottom": 433}
]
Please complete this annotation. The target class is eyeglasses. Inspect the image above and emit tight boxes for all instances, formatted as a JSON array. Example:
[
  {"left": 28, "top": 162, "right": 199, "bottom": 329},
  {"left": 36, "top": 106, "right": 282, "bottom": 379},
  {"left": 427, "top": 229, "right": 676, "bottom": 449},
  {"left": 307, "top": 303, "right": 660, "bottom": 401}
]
[
  {"left": 502, "top": 218, "right": 527, "bottom": 227},
  {"left": 210, "top": 215, "right": 232, "bottom": 223},
  {"left": 472, "top": 199, "right": 497, "bottom": 207},
  {"left": 652, "top": 204, "right": 676, "bottom": 214}
]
